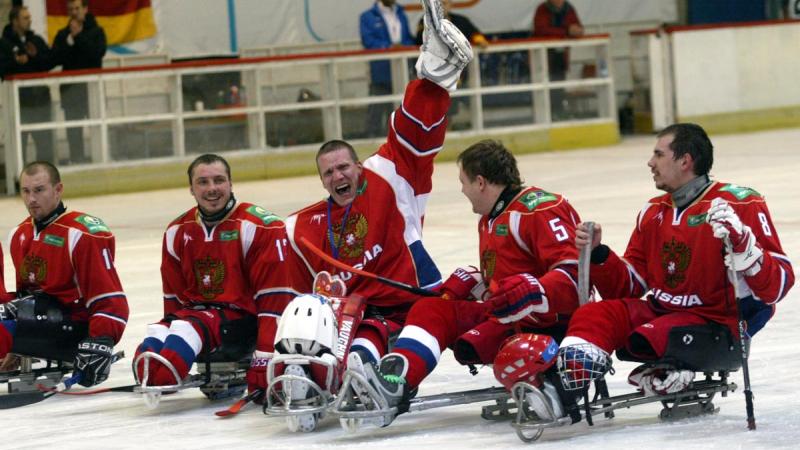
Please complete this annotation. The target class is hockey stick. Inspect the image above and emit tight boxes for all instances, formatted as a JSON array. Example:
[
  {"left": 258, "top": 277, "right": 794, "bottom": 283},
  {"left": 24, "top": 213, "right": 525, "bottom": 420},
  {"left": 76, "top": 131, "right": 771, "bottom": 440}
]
[
  {"left": 38, "top": 383, "right": 139, "bottom": 396},
  {"left": 724, "top": 238, "right": 756, "bottom": 430},
  {"left": 577, "top": 221, "right": 594, "bottom": 306},
  {"left": 298, "top": 236, "right": 440, "bottom": 297},
  {"left": 0, "top": 372, "right": 81, "bottom": 409},
  {"left": 215, "top": 388, "right": 264, "bottom": 417},
  {"left": 577, "top": 222, "right": 613, "bottom": 417}
]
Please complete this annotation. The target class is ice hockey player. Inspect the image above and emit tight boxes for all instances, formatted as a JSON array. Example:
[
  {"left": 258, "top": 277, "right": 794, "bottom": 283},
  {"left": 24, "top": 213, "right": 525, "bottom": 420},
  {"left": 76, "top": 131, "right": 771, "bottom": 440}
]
[
  {"left": 519, "top": 123, "right": 794, "bottom": 423},
  {"left": 254, "top": 0, "right": 474, "bottom": 398},
  {"left": 344, "top": 139, "right": 584, "bottom": 425},
  {"left": 133, "top": 154, "right": 300, "bottom": 393},
  {"left": 1, "top": 161, "right": 129, "bottom": 387},
  {"left": 0, "top": 243, "right": 11, "bottom": 302}
]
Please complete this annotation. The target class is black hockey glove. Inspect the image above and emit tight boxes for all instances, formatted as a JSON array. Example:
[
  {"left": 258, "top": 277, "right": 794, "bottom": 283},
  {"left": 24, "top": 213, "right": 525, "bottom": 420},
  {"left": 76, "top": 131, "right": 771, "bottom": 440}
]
[
  {"left": 0, "top": 298, "right": 24, "bottom": 320},
  {"left": 74, "top": 336, "right": 115, "bottom": 387},
  {"left": 0, "top": 301, "right": 19, "bottom": 321}
]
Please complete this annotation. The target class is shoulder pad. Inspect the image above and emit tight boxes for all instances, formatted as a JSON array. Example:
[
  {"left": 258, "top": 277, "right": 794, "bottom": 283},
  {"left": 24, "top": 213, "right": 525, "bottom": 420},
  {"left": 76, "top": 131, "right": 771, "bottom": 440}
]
[
  {"left": 73, "top": 214, "right": 111, "bottom": 234},
  {"left": 517, "top": 190, "right": 559, "bottom": 211},
  {"left": 245, "top": 205, "right": 282, "bottom": 226},
  {"left": 718, "top": 183, "right": 762, "bottom": 201}
]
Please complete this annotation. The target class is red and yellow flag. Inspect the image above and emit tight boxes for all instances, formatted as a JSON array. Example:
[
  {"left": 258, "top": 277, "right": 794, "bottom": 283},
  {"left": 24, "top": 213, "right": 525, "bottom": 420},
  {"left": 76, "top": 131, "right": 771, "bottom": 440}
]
[{"left": 46, "top": 0, "right": 157, "bottom": 45}]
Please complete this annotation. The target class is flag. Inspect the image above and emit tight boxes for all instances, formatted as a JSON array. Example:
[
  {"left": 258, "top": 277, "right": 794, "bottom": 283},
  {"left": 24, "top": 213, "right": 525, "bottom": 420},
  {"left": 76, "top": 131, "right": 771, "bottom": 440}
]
[{"left": 46, "top": 0, "right": 157, "bottom": 45}]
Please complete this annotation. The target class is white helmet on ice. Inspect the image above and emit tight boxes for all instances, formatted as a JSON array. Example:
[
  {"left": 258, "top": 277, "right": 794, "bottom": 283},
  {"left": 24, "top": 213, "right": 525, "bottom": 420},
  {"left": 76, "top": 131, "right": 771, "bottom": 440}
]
[{"left": 274, "top": 294, "right": 338, "bottom": 356}]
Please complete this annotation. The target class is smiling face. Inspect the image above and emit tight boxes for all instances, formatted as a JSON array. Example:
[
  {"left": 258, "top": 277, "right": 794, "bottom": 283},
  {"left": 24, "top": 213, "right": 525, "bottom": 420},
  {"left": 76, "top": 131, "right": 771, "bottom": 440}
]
[
  {"left": 317, "top": 147, "right": 363, "bottom": 207},
  {"left": 648, "top": 133, "right": 695, "bottom": 193},
  {"left": 459, "top": 165, "right": 492, "bottom": 216},
  {"left": 20, "top": 169, "right": 63, "bottom": 222},
  {"left": 189, "top": 161, "right": 232, "bottom": 216}
]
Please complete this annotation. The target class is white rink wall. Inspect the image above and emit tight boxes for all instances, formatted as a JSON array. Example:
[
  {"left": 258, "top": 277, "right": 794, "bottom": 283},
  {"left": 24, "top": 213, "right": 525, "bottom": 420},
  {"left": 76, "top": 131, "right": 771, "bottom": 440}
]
[{"left": 0, "top": 128, "right": 798, "bottom": 449}]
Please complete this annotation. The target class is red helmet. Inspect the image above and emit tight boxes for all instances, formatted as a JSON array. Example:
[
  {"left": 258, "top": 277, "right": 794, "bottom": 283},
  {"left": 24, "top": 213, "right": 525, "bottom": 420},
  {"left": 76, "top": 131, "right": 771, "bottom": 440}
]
[{"left": 493, "top": 333, "right": 559, "bottom": 391}]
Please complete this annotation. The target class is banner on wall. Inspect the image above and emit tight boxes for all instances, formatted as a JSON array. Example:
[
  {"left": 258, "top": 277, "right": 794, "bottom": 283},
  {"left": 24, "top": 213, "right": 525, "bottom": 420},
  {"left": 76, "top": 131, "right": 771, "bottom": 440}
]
[{"left": 46, "top": 0, "right": 157, "bottom": 45}]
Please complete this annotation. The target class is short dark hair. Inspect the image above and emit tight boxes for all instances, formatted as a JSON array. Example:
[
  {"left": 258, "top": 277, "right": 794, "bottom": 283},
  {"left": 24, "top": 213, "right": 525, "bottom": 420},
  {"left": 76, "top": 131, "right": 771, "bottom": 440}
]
[
  {"left": 187, "top": 153, "right": 231, "bottom": 184},
  {"left": 657, "top": 123, "right": 714, "bottom": 176},
  {"left": 67, "top": 0, "right": 90, "bottom": 7},
  {"left": 457, "top": 140, "right": 523, "bottom": 188},
  {"left": 21, "top": 161, "right": 61, "bottom": 185},
  {"left": 316, "top": 140, "right": 358, "bottom": 171},
  {"left": 9, "top": 6, "right": 26, "bottom": 23}
]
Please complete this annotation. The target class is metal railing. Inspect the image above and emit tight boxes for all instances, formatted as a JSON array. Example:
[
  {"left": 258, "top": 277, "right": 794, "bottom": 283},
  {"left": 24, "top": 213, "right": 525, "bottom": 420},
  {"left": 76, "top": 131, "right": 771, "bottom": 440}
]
[{"left": 2, "top": 35, "right": 615, "bottom": 195}]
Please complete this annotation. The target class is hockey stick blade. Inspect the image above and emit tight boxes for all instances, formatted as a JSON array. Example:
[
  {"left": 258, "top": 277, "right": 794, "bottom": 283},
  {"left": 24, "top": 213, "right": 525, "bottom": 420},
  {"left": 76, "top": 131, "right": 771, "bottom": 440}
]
[
  {"left": 0, "top": 391, "right": 50, "bottom": 409},
  {"left": 215, "top": 389, "right": 264, "bottom": 417},
  {"left": 298, "top": 236, "right": 439, "bottom": 297},
  {"left": 40, "top": 383, "right": 140, "bottom": 396}
]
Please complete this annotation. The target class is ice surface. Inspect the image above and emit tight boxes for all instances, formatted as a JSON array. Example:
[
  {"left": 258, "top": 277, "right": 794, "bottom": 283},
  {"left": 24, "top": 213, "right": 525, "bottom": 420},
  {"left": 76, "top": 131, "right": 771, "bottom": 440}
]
[{"left": 1, "top": 129, "right": 798, "bottom": 449}]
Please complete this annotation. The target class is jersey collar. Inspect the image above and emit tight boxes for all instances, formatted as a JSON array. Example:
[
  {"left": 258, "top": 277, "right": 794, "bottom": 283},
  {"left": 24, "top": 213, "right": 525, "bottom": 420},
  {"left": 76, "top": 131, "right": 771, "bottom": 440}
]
[
  {"left": 33, "top": 202, "right": 66, "bottom": 235},
  {"left": 488, "top": 185, "right": 523, "bottom": 220},
  {"left": 671, "top": 174, "right": 711, "bottom": 210}
]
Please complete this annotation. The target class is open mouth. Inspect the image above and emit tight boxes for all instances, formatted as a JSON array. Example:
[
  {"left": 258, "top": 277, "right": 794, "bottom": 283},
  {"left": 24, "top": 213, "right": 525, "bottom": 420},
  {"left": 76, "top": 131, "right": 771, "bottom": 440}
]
[{"left": 335, "top": 183, "right": 351, "bottom": 196}]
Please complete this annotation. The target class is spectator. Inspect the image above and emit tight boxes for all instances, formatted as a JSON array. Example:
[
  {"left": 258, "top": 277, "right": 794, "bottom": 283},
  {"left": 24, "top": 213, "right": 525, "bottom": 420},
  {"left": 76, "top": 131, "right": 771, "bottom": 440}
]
[
  {"left": 53, "top": 0, "right": 107, "bottom": 165},
  {"left": 0, "top": 6, "right": 55, "bottom": 163},
  {"left": 359, "top": 0, "right": 414, "bottom": 138},
  {"left": 532, "top": 0, "right": 583, "bottom": 118}
]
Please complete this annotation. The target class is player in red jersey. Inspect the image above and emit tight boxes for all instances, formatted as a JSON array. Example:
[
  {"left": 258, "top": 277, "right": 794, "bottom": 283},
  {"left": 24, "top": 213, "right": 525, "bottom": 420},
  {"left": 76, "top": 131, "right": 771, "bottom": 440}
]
[
  {"left": 282, "top": 2, "right": 474, "bottom": 373},
  {"left": 1, "top": 162, "right": 128, "bottom": 386},
  {"left": 133, "top": 154, "right": 300, "bottom": 390},
  {"left": 0, "top": 243, "right": 11, "bottom": 302},
  {"left": 524, "top": 123, "right": 794, "bottom": 422},
  {"left": 343, "top": 140, "right": 583, "bottom": 423}
]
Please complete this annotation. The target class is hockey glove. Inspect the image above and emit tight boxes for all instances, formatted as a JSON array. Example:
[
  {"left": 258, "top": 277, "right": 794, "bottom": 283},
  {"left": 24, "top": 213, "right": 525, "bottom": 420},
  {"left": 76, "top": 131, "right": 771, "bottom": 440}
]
[
  {"left": 246, "top": 351, "right": 271, "bottom": 404},
  {"left": 628, "top": 365, "right": 694, "bottom": 396},
  {"left": 487, "top": 273, "right": 548, "bottom": 324},
  {"left": 0, "top": 299, "right": 21, "bottom": 321},
  {"left": 74, "top": 336, "right": 115, "bottom": 387},
  {"left": 416, "top": 0, "right": 473, "bottom": 92},
  {"left": 439, "top": 266, "right": 487, "bottom": 301},
  {"left": 707, "top": 198, "right": 763, "bottom": 275}
]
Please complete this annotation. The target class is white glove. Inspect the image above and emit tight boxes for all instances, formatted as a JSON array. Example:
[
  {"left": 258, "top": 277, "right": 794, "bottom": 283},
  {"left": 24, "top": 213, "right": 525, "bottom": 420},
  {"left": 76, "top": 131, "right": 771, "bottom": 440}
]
[
  {"left": 416, "top": 0, "right": 473, "bottom": 92},
  {"left": 628, "top": 365, "right": 694, "bottom": 396},
  {"left": 707, "top": 198, "right": 763, "bottom": 276}
]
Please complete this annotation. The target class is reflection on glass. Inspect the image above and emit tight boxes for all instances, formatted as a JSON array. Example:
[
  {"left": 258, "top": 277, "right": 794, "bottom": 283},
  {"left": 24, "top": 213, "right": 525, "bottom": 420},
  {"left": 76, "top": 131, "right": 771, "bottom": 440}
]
[{"left": 109, "top": 121, "right": 173, "bottom": 161}]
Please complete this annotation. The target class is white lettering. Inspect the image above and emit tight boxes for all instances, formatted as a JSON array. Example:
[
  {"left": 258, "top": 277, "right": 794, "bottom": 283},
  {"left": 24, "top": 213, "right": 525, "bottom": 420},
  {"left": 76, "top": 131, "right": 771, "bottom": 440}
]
[
  {"left": 335, "top": 319, "right": 353, "bottom": 360},
  {"left": 333, "top": 244, "right": 384, "bottom": 282},
  {"left": 652, "top": 289, "right": 704, "bottom": 307}
]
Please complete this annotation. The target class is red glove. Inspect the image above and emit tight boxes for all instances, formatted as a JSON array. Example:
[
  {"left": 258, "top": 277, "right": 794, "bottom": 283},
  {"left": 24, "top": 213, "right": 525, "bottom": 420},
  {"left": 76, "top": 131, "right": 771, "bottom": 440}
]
[
  {"left": 439, "top": 266, "right": 486, "bottom": 300},
  {"left": 487, "top": 273, "right": 548, "bottom": 324},
  {"left": 245, "top": 351, "right": 271, "bottom": 404}
]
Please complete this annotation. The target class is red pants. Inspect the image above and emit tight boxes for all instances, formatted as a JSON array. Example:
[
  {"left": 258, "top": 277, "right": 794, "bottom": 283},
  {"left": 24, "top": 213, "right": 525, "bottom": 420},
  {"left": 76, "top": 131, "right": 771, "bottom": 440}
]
[{"left": 566, "top": 298, "right": 710, "bottom": 359}]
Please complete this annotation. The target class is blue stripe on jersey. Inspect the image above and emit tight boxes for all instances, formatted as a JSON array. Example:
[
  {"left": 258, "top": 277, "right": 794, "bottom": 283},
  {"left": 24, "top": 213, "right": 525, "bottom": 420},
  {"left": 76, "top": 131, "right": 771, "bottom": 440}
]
[
  {"left": 394, "top": 337, "right": 438, "bottom": 373},
  {"left": 349, "top": 345, "right": 377, "bottom": 363},
  {"left": 492, "top": 293, "right": 543, "bottom": 317},
  {"left": 393, "top": 121, "right": 442, "bottom": 155},
  {"left": 1, "top": 320, "right": 17, "bottom": 337},
  {"left": 161, "top": 334, "right": 198, "bottom": 367},
  {"left": 409, "top": 240, "right": 442, "bottom": 289},
  {"left": 137, "top": 336, "right": 165, "bottom": 354}
]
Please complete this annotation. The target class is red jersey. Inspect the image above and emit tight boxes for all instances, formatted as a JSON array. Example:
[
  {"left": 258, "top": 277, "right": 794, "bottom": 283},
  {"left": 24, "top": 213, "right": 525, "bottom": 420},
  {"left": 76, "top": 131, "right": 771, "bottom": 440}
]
[
  {"left": 479, "top": 187, "right": 581, "bottom": 327},
  {"left": 592, "top": 181, "right": 794, "bottom": 330},
  {"left": 161, "top": 202, "right": 299, "bottom": 319},
  {"left": 532, "top": 1, "right": 582, "bottom": 38},
  {"left": 286, "top": 79, "right": 448, "bottom": 307},
  {"left": 1, "top": 243, "right": 12, "bottom": 302},
  {"left": 8, "top": 211, "right": 128, "bottom": 342}
]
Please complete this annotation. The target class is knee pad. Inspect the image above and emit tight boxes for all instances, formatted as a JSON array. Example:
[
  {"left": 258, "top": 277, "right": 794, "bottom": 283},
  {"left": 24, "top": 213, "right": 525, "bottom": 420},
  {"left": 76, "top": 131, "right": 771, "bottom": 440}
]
[{"left": 168, "top": 320, "right": 203, "bottom": 356}]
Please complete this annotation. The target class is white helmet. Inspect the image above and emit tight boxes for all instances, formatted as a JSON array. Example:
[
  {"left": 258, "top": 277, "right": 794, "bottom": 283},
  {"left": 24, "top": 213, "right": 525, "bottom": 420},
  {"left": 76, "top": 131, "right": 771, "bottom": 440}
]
[{"left": 274, "top": 294, "right": 338, "bottom": 356}]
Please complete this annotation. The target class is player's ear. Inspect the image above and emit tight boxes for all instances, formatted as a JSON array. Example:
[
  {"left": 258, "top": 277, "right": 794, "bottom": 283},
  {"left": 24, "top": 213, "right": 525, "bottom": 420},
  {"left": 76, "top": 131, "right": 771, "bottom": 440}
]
[{"left": 476, "top": 174, "right": 486, "bottom": 190}]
